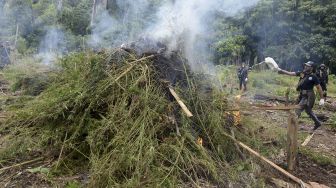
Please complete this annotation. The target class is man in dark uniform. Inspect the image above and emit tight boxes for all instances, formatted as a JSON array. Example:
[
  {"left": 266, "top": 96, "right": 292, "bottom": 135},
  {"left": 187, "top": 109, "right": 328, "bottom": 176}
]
[
  {"left": 237, "top": 63, "right": 248, "bottom": 91},
  {"left": 277, "top": 61, "right": 325, "bottom": 130},
  {"left": 316, "top": 64, "right": 328, "bottom": 100}
]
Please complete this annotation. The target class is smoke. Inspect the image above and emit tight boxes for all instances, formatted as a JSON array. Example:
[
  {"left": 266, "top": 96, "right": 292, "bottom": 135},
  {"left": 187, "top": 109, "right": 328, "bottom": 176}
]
[
  {"left": 2, "top": 0, "right": 261, "bottom": 70},
  {"left": 90, "top": 0, "right": 260, "bottom": 73},
  {"left": 89, "top": 0, "right": 152, "bottom": 48},
  {"left": 37, "top": 27, "right": 67, "bottom": 65}
]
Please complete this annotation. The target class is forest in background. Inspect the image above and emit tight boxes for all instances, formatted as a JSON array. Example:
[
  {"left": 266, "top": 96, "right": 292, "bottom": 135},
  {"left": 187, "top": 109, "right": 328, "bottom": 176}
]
[{"left": 0, "top": 0, "right": 335, "bottom": 72}]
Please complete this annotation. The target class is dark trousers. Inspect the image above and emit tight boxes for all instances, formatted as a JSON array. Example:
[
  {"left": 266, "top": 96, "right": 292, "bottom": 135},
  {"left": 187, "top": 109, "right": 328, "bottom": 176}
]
[
  {"left": 239, "top": 78, "right": 247, "bottom": 91},
  {"left": 320, "top": 82, "right": 327, "bottom": 98},
  {"left": 295, "top": 91, "right": 321, "bottom": 127}
]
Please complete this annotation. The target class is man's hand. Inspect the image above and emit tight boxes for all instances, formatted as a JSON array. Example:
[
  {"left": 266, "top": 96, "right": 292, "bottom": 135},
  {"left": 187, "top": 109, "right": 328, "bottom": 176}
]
[
  {"left": 245, "top": 78, "right": 248, "bottom": 82},
  {"left": 319, "top": 99, "right": 325, "bottom": 106}
]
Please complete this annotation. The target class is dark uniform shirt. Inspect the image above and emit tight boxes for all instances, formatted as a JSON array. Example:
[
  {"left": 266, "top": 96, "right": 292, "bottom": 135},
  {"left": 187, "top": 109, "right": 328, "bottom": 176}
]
[
  {"left": 316, "top": 69, "right": 328, "bottom": 84},
  {"left": 295, "top": 71, "right": 320, "bottom": 90},
  {"left": 237, "top": 67, "right": 248, "bottom": 80}
]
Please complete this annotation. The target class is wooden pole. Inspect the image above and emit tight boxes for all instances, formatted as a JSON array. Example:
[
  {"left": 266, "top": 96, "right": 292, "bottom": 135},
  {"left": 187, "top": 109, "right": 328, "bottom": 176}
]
[
  {"left": 14, "top": 24, "right": 19, "bottom": 48},
  {"left": 302, "top": 133, "right": 315, "bottom": 147},
  {"left": 285, "top": 89, "right": 298, "bottom": 171},
  {"left": 0, "top": 157, "right": 44, "bottom": 171},
  {"left": 223, "top": 105, "right": 301, "bottom": 111},
  {"left": 287, "top": 110, "right": 298, "bottom": 171},
  {"left": 221, "top": 131, "right": 310, "bottom": 187},
  {"left": 168, "top": 87, "right": 193, "bottom": 117}
]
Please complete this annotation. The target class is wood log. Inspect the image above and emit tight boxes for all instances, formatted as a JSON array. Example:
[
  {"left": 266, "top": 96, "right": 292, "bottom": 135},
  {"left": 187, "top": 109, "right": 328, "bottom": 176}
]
[
  {"left": 168, "top": 87, "right": 193, "bottom": 117},
  {"left": 301, "top": 133, "right": 315, "bottom": 147},
  {"left": 287, "top": 111, "right": 298, "bottom": 171},
  {"left": 0, "top": 157, "right": 44, "bottom": 171},
  {"left": 254, "top": 94, "right": 295, "bottom": 103},
  {"left": 224, "top": 105, "right": 301, "bottom": 112},
  {"left": 219, "top": 131, "right": 310, "bottom": 187},
  {"left": 252, "top": 105, "right": 301, "bottom": 110},
  {"left": 235, "top": 137, "right": 310, "bottom": 187}
]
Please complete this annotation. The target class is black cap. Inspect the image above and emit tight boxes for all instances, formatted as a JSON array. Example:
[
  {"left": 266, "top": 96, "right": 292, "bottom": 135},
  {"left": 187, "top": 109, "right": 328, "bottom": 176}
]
[{"left": 304, "top": 61, "right": 315, "bottom": 67}]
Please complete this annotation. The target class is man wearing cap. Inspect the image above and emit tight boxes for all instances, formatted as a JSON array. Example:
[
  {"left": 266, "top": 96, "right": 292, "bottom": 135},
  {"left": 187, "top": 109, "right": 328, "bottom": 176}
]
[
  {"left": 237, "top": 63, "right": 249, "bottom": 91},
  {"left": 277, "top": 61, "right": 325, "bottom": 130},
  {"left": 316, "top": 64, "right": 328, "bottom": 100}
]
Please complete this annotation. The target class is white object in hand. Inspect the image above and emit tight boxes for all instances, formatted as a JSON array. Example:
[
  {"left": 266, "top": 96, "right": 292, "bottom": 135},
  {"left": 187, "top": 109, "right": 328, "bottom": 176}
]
[
  {"left": 245, "top": 78, "right": 248, "bottom": 82},
  {"left": 319, "top": 99, "right": 325, "bottom": 106},
  {"left": 265, "top": 57, "right": 280, "bottom": 71}
]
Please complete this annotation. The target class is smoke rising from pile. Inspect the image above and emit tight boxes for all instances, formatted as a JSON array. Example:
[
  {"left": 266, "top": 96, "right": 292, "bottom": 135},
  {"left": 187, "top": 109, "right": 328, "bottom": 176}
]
[
  {"left": 37, "top": 27, "right": 67, "bottom": 65},
  {"left": 1, "top": 0, "right": 260, "bottom": 70},
  {"left": 90, "top": 0, "right": 260, "bottom": 73},
  {"left": 89, "top": 0, "right": 151, "bottom": 48}
]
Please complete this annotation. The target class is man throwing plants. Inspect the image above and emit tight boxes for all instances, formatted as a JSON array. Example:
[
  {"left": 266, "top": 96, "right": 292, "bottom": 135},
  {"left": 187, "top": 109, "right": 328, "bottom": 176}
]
[
  {"left": 237, "top": 63, "right": 249, "bottom": 91},
  {"left": 273, "top": 60, "right": 325, "bottom": 131}
]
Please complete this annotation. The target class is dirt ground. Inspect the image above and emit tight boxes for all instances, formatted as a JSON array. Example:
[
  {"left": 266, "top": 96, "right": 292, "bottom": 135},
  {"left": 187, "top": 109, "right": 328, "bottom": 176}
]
[{"left": 246, "top": 93, "right": 336, "bottom": 187}]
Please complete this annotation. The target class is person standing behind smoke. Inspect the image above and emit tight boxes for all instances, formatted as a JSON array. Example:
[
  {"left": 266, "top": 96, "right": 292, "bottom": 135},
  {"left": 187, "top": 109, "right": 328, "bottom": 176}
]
[
  {"left": 237, "top": 63, "right": 248, "bottom": 91},
  {"left": 316, "top": 64, "right": 329, "bottom": 100},
  {"left": 277, "top": 61, "right": 325, "bottom": 131}
]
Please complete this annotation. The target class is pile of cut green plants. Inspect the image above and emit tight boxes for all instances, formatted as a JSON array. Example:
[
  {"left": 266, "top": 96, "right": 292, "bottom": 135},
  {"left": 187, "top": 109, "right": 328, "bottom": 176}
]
[{"left": 0, "top": 49, "right": 256, "bottom": 187}]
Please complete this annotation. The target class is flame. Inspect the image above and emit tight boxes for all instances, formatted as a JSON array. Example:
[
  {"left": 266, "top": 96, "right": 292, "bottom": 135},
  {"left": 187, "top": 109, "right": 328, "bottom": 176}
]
[
  {"left": 197, "top": 137, "right": 203, "bottom": 146},
  {"left": 235, "top": 95, "right": 242, "bottom": 100},
  {"left": 232, "top": 110, "right": 241, "bottom": 126}
]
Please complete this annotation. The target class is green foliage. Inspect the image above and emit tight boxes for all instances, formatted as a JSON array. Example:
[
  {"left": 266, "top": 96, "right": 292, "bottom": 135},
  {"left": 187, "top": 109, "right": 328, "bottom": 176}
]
[
  {"left": 2, "top": 50, "right": 244, "bottom": 187},
  {"left": 213, "top": 0, "right": 336, "bottom": 74},
  {"left": 215, "top": 35, "right": 247, "bottom": 64},
  {"left": 58, "top": 0, "right": 91, "bottom": 35},
  {"left": 66, "top": 181, "right": 81, "bottom": 188}
]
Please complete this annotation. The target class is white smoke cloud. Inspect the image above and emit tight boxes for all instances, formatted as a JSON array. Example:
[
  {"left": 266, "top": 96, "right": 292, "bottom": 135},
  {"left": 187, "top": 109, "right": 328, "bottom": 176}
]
[
  {"left": 89, "top": 0, "right": 151, "bottom": 48},
  {"left": 88, "top": 0, "right": 261, "bottom": 72},
  {"left": 148, "top": 0, "right": 260, "bottom": 73},
  {"left": 37, "top": 27, "right": 67, "bottom": 65}
]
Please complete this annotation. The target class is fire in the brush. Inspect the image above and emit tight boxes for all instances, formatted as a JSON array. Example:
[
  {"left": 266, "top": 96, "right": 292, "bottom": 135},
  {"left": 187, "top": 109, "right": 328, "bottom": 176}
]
[{"left": 232, "top": 111, "right": 241, "bottom": 126}]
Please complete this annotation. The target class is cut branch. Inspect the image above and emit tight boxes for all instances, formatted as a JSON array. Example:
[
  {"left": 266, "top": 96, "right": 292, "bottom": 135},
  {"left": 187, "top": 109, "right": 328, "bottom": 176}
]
[
  {"left": 0, "top": 157, "right": 44, "bottom": 172},
  {"left": 301, "top": 133, "right": 315, "bottom": 147},
  {"left": 168, "top": 87, "right": 193, "bottom": 117}
]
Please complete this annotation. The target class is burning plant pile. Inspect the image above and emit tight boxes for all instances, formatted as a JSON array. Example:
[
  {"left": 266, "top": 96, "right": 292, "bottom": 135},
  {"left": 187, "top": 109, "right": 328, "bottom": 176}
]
[{"left": 1, "top": 44, "right": 248, "bottom": 187}]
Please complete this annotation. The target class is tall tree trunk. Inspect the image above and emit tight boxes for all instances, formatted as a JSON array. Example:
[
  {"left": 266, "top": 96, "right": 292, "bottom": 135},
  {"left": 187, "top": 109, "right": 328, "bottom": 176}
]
[
  {"left": 91, "top": 0, "right": 108, "bottom": 26},
  {"left": 57, "top": 0, "right": 63, "bottom": 11},
  {"left": 91, "top": 0, "right": 97, "bottom": 26},
  {"left": 14, "top": 24, "right": 19, "bottom": 48}
]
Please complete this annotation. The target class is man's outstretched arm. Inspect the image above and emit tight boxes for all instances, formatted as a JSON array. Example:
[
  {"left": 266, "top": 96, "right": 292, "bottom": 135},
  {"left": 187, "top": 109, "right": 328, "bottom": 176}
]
[{"left": 277, "top": 69, "right": 297, "bottom": 76}]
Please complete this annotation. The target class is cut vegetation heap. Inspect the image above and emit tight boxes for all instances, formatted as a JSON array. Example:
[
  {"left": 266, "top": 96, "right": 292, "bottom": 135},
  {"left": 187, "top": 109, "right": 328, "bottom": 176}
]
[{"left": 0, "top": 48, "right": 246, "bottom": 187}]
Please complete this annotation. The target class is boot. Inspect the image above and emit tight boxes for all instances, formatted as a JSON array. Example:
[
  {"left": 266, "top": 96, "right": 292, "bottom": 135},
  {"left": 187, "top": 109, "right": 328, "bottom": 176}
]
[{"left": 312, "top": 121, "right": 322, "bottom": 130}]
